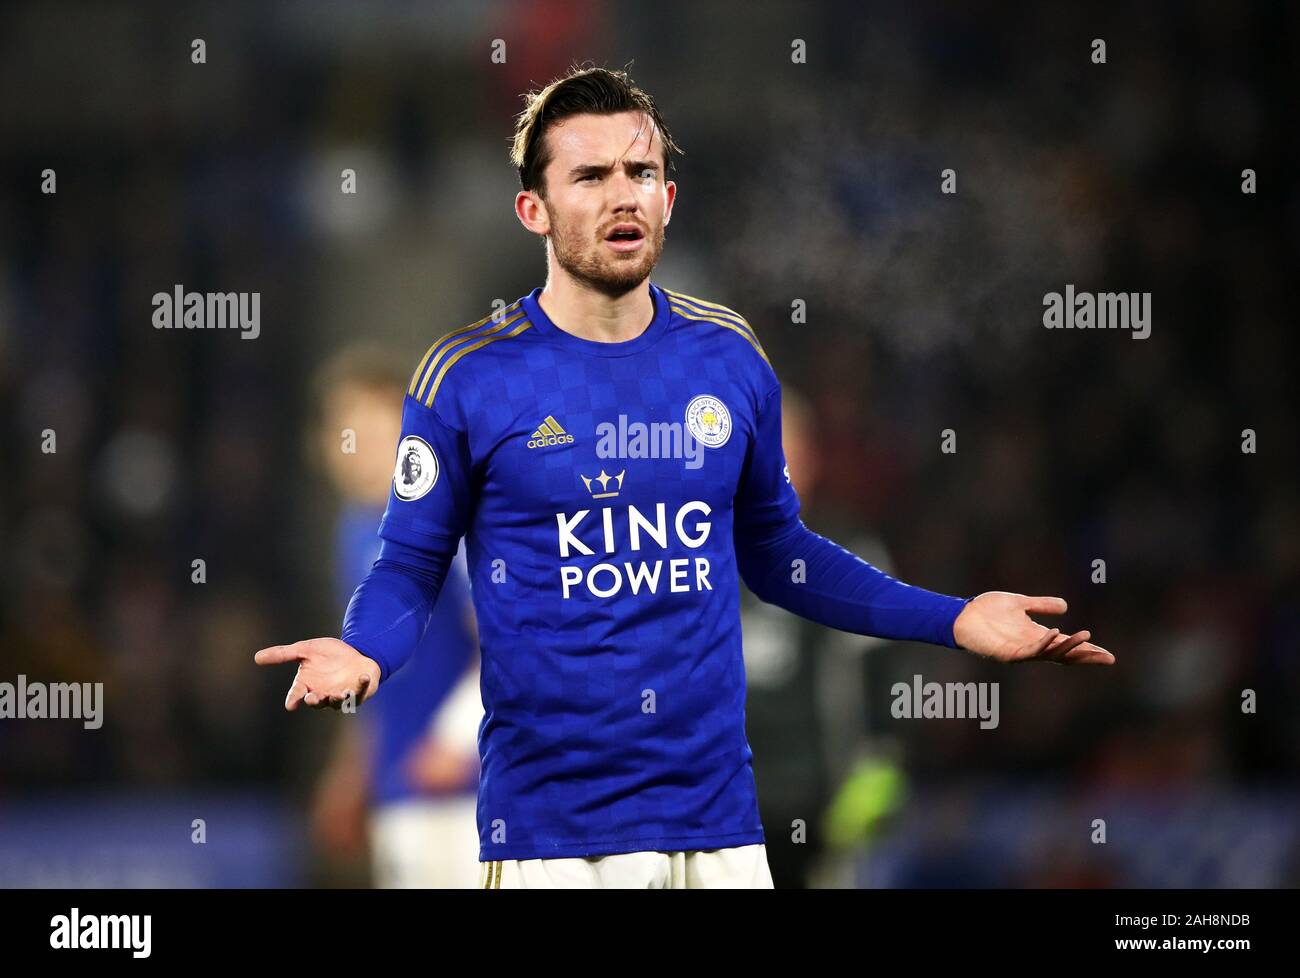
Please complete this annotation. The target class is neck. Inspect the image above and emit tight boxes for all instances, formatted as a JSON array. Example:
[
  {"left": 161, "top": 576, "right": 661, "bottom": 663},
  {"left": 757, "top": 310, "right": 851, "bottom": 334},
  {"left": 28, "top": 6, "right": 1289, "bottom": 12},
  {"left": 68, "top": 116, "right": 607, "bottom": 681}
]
[{"left": 537, "top": 273, "right": 654, "bottom": 344}]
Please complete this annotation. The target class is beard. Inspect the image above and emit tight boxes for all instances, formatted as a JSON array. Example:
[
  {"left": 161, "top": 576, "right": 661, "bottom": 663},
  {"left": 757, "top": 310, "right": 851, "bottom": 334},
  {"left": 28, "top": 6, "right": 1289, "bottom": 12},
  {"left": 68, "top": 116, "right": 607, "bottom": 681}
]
[{"left": 547, "top": 211, "right": 666, "bottom": 297}]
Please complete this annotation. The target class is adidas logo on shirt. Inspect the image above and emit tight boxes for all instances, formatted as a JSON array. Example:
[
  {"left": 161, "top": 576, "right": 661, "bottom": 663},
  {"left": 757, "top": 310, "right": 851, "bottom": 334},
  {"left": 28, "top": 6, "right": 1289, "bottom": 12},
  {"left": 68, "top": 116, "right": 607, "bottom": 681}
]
[{"left": 527, "top": 416, "right": 575, "bottom": 449}]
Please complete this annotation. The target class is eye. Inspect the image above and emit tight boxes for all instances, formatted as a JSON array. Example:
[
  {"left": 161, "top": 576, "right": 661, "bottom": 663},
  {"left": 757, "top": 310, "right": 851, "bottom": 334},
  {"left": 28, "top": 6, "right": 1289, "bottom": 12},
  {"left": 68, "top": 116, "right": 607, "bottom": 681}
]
[{"left": 579, "top": 173, "right": 599, "bottom": 182}]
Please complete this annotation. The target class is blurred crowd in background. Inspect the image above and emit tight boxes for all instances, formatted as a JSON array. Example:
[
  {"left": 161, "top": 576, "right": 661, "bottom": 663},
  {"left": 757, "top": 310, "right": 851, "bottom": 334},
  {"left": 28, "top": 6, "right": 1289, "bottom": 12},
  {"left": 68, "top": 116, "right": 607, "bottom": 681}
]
[{"left": 0, "top": 1, "right": 1296, "bottom": 887}]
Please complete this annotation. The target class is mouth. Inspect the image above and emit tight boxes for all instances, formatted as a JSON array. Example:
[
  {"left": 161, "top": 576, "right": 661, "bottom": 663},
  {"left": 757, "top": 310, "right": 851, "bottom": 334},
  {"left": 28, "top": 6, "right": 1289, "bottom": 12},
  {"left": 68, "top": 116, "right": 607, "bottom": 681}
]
[{"left": 604, "top": 223, "right": 646, "bottom": 253}]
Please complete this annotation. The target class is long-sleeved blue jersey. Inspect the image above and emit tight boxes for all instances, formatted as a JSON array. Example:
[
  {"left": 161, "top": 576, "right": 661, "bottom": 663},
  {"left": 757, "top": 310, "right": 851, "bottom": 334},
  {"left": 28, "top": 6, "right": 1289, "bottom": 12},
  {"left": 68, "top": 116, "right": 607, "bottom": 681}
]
[
  {"left": 343, "top": 280, "right": 972, "bottom": 860},
  {"left": 334, "top": 503, "right": 477, "bottom": 807}
]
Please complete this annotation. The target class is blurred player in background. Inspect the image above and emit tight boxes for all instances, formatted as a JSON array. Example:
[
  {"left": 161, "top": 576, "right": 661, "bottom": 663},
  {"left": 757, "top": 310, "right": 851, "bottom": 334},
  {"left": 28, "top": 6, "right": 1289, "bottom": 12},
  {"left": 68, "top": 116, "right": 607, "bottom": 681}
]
[
  {"left": 739, "top": 386, "right": 831, "bottom": 887},
  {"left": 308, "top": 349, "right": 481, "bottom": 888},
  {"left": 744, "top": 388, "right": 918, "bottom": 888}
]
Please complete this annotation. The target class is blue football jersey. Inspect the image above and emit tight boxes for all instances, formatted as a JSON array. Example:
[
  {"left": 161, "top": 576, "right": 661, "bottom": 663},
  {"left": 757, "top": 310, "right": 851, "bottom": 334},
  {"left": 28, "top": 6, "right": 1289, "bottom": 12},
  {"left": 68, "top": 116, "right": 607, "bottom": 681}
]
[
  {"left": 377, "top": 281, "right": 795, "bottom": 859},
  {"left": 349, "top": 279, "right": 969, "bottom": 860}
]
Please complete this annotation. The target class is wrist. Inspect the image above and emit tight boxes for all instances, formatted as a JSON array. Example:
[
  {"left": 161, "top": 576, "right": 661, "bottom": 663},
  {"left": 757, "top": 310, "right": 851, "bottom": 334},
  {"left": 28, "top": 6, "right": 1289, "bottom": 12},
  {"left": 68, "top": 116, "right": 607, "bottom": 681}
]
[
  {"left": 950, "top": 595, "right": 976, "bottom": 650},
  {"left": 359, "top": 655, "right": 382, "bottom": 696}
]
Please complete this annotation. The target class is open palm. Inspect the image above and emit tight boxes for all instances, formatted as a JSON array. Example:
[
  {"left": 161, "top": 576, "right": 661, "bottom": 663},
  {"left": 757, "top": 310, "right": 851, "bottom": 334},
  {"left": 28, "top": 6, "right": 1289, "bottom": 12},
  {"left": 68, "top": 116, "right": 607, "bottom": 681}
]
[
  {"left": 953, "top": 592, "right": 1114, "bottom": 665},
  {"left": 254, "top": 637, "right": 382, "bottom": 710}
]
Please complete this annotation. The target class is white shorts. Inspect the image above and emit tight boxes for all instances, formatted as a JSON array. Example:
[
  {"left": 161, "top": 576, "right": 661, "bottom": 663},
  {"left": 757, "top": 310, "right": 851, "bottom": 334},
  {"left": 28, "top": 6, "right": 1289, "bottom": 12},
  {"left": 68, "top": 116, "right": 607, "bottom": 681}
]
[
  {"left": 370, "top": 795, "right": 481, "bottom": 889},
  {"left": 479, "top": 844, "right": 773, "bottom": 889}
]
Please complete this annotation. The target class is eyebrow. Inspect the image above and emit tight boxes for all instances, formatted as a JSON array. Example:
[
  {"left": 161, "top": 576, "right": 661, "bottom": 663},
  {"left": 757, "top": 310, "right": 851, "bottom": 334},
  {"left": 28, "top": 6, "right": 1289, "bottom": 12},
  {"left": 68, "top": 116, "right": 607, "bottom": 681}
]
[{"left": 568, "top": 160, "right": 661, "bottom": 179}]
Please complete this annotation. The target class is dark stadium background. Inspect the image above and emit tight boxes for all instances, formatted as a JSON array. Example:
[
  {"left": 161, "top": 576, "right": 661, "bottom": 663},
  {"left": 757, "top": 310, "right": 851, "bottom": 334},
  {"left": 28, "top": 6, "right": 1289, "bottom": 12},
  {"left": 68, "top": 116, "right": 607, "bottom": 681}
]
[{"left": 0, "top": 0, "right": 1296, "bottom": 887}]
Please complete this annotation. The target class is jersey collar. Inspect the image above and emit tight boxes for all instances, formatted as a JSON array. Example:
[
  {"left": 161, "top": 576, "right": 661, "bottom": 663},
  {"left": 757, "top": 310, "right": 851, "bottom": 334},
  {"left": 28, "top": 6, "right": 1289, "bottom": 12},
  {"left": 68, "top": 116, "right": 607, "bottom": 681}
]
[{"left": 522, "top": 281, "right": 669, "bottom": 358}]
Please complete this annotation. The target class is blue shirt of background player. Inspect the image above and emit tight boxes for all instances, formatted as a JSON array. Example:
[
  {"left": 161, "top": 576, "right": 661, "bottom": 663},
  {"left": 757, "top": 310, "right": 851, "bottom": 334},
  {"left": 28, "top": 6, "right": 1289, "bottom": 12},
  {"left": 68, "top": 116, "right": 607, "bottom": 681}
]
[{"left": 334, "top": 503, "right": 477, "bottom": 805}]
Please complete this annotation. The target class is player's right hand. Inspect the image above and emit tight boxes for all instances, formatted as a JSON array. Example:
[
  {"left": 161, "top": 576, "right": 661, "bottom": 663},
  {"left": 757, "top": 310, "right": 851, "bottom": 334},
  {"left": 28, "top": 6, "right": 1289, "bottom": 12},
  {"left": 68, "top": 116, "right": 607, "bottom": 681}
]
[{"left": 254, "top": 638, "right": 382, "bottom": 711}]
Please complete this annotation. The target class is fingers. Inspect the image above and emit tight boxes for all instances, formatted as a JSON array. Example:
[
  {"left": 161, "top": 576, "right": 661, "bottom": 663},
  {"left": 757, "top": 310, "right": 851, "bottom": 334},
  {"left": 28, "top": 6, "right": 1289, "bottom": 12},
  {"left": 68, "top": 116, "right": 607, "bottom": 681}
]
[
  {"left": 300, "top": 674, "right": 374, "bottom": 712},
  {"left": 1045, "top": 631, "right": 1117, "bottom": 665},
  {"left": 255, "top": 644, "right": 307, "bottom": 666},
  {"left": 1064, "top": 650, "right": 1116, "bottom": 665},
  {"left": 328, "top": 674, "right": 373, "bottom": 710},
  {"left": 285, "top": 676, "right": 310, "bottom": 712},
  {"left": 264, "top": 645, "right": 312, "bottom": 710},
  {"left": 1023, "top": 595, "right": 1068, "bottom": 616},
  {"left": 325, "top": 689, "right": 352, "bottom": 710},
  {"left": 1035, "top": 630, "right": 1117, "bottom": 665},
  {"left": 1040, "top": 630, "right": 1091, "bottom": 662},
  {"left": 262, "top": 641, "right": 353, "bottom": 712},
  {"left": 1053, "top": 638, "right": 1111, "bottom": 657},
  {"left": 302, "top": 690, "right": 341, "bottom": 710},
  {"left": 1045, "top": 629, "right": 1088, "bottom": 650},
  {"left": 1059, "top": 644, "right": 1116, "bottom": 665},
  {"left": 302, "top": 689, "right": 342, "bottom": 710},
  {"left": 1016, "top": 627, "right": 1060, "bottom": 660},
  {"left": 1011, "top": 627, "right": 1086, "bottom": 662},
  {"left": 286, "top": 674, "right": 351, "bottom": 712}
]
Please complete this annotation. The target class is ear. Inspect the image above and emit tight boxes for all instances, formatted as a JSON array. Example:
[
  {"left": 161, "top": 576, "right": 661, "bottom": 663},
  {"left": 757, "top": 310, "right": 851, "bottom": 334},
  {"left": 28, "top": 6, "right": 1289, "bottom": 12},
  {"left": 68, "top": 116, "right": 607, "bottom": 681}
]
[
  {"left": 663, "top": 180, "right": 677, "bottom": 227},
  {"left": 515, "top": 189, "right": 549, "bottom": 235}
]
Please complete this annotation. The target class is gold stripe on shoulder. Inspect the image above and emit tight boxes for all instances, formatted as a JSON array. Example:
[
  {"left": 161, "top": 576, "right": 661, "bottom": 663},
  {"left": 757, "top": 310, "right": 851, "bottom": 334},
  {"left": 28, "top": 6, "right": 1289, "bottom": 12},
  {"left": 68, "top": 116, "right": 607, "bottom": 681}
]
[
  {"left": 408, "top": 343, "right": 438, "bottom": 397},
  {"left": 667, "top": 300, "right": 770, "bottom": 366},
  {"left": 408, "top": 301, "right": 524, "bottom": 398},
  {"left": 423, "top": 318, "right": 533, "bottom": 408},
  {"left": 662, "top": 289, "right": 759, "bottom": 340},
  {"left": 416, "top": 308, "right": 527, "bottom": 402}
]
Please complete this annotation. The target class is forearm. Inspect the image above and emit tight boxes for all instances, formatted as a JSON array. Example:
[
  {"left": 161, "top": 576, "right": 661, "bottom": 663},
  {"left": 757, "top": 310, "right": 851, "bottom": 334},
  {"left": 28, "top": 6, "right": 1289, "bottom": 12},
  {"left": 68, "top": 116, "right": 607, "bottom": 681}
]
[
  {"left": 735, "top": 518, "right": 971, "bottom": 648},
  {"left": 341, "top": 537, "right": 455, "bottom": 682}
]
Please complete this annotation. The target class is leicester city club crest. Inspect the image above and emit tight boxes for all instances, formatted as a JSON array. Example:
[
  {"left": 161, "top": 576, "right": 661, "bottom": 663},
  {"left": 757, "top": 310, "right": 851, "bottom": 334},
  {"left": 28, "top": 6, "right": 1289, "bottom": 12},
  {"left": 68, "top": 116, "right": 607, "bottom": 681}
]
[{"left": 685, "top": 394, "right": 732, "bottom": 449}]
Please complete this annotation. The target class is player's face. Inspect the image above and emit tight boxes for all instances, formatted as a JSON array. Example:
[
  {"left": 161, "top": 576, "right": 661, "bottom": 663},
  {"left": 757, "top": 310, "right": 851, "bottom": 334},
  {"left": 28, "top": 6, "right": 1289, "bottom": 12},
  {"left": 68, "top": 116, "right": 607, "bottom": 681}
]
[
  {"left": 535, "top": 110, "right": 676, "bottom": 294},
  {"left": 321, "top": 383, "right": 403, "bottom": 505}
]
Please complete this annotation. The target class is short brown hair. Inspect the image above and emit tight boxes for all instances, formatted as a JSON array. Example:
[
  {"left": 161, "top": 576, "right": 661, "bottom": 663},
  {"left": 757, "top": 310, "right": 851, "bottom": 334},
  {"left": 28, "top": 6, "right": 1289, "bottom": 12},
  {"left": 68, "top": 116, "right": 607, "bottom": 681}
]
[
  {"left": 311, "top": 344, "right": 408, "bottom": 410},
  {"left": 510, "top": 64, "right": 683, "bottom": 197}
]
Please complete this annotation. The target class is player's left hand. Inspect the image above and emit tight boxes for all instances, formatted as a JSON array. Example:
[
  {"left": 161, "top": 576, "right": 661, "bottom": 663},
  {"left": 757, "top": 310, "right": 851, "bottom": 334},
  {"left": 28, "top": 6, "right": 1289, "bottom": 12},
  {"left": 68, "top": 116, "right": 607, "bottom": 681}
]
[{"left": 952, "top": 592, "right": 1114, "bottom": 665}]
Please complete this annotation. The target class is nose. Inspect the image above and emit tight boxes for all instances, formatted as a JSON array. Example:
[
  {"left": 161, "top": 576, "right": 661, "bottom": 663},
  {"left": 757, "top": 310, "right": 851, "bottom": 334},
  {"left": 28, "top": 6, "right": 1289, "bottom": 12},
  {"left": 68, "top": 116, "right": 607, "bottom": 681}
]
[{"left": 608, "top": 168, "right": 644, "bottom": 212}]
